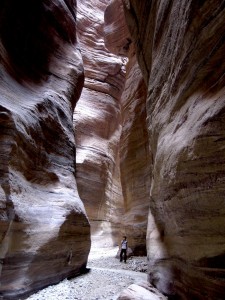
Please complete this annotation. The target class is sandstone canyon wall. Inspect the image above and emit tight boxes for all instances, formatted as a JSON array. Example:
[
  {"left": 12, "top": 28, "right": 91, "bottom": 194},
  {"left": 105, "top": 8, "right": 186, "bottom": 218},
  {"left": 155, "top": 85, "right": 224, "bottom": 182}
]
[
  {"left": 1, "top": 0, "right": 224, "bottom": 299},
  {"left": 123, "top": 0, "right": 225, "bottom": 298},
  {"left": 74, "top": 0, "right": 150, "bottom": 253},
  {"left": 74, "top": 0, "right": 126, "bottom": 247},
  {"left": 119, "top": 53, "right": 151, "bottom": 255},
  {"left": 104, "top": 0, "right": 151, "bottom": 255},
  {"left": 0, "top": 1, "right": 90, "bottom": 299}
]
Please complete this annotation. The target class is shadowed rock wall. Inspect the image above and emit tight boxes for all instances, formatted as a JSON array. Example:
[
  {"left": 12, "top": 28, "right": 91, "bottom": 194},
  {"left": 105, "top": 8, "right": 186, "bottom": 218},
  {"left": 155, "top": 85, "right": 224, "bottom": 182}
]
[
  {"left": 119, "top": 50, "right": 151, "bottom": 256},
  {"left": 105, "top": 0, "right": 151, "bottom": 255},
  {"left": 123, "top": 0, "right": 225, "bottom": 298},
  {"left": 0, "top": 1, "right": 90, "bottom": 299}
]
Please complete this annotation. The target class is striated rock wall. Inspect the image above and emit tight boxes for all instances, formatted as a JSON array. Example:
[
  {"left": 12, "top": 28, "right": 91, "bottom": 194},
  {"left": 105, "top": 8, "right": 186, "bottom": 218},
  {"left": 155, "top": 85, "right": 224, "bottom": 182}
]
[
  {"left": 104, "top": 0, "right": 131, "bottom": 57},
  {"left": 76, "top": 0, "right": 151, "bottom": 253},
  {"left": 105, "top": 0, "right": 151, "bottom": 255},
  {"left": 74, "top": 0, "right": 126, "bottom": 247},
  {"left": 119, "top": 49, "right": 151, "bottom": 256},
  {"left": 124, "top": 0, "right": 225, "bottom": 298},
  {"left": 2, "top": 0, "right": 224, "bottom": 299},
  {"left": 0, "top": 1, "right": 90, "bottom": 299}
]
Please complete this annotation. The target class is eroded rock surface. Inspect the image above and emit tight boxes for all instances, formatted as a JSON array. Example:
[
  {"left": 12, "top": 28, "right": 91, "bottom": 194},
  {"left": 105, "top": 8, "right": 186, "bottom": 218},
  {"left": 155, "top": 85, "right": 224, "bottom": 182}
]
[
  {"left": 0, "top": 1, "right": 90, "bottom": 298},
  {"left": 119, "top": 49, "right": 150, "bottom": 256},
  {"left": 104, "top": 0, "right": 131, "bottom": 57},
  {"left": 74, "top": 0, "right": 126, "bottom": 247},
  {"left": 118, "top": 281, "right": 167, "bottom": 300},
  {"left": 75, "top": 0, "right": 150, "bottom": 254},
  {"left": 1, "top": 0, "right": 225, "bottom": 299},
  {"left": 123, "top": 0, "right": 225, "bottom": 298},
  {"left": 104, "top": 0, "right": 151, "bottom": 255}
]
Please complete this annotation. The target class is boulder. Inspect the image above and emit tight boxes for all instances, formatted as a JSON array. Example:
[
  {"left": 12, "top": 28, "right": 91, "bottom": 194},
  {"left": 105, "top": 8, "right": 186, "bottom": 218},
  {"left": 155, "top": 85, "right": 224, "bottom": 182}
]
[{"left": 117, "top": 281, "right": 167, "bottom": 300}]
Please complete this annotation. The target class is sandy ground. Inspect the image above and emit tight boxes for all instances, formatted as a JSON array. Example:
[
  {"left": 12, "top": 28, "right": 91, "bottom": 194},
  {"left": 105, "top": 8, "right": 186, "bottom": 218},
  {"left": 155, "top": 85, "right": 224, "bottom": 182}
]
[{"left": 24, "top": 247, "right": 148, "bottom": 300}]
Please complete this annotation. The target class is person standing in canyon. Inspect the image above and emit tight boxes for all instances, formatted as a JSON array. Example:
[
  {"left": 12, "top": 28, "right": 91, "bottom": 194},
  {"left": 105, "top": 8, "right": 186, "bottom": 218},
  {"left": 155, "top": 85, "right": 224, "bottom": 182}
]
[{"left": 120, "top": 236, "right": 128, "bottom": 263}]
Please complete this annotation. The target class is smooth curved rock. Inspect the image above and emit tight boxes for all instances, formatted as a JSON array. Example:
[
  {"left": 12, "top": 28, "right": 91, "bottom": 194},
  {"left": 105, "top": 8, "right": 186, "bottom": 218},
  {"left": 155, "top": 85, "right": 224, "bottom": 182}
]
[
  {"left": 74, "top": 0, "right": 126, "bottom": 247},
  {"left": 75, "top": 0, "right": 150, "bottom": 253},
  {"left": 104, "top": 0, "right": 131, "bottom": 56},
  {"left": 124, "top": 0, "right": 225, "bottom": 298},
  {"left": 117, "top": 281, "right": 167, "bottom": 300},
  {"left": 119, "top": 46, "right": 151, "bottom": 255},
  {"left": 0, "top": 1, "right": 90, "bottom": 299},
  {"left": 104, "top": 0, "right": 151, "bottom": 255}
]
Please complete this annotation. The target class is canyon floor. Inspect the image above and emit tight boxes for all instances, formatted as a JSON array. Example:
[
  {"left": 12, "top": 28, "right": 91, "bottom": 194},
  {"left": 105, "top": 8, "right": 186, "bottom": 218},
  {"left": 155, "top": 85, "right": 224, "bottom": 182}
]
[{"left": 24, "top": 247, "right": 148, "bottom": 300}]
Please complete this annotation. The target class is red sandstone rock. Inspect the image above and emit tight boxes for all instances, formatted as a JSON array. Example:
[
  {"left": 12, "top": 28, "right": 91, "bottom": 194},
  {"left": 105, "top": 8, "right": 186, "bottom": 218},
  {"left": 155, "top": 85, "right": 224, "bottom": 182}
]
[
  {"left": 75, "top": 0, "right": 150, "bottom": 254},
  {"left": 75, "top": 0, "right": 126, "bottom": 247},
  {"left": 0, "top": 1, "right": 90, "bottom": 298},
  {"left": 104, "top": 0, "right": 131, "bottom": 56},
  {"left": 119, "top": 46, "right": 151, "bottom": 255},
  {"left": 1, "top": 0, "right": 225, "bottom": 299},
  {"left": 104, "top": 0, "right": 151, "bottom": 255},
  {"left": 124, "top": 0, "right": 225, "bottom": 298}
]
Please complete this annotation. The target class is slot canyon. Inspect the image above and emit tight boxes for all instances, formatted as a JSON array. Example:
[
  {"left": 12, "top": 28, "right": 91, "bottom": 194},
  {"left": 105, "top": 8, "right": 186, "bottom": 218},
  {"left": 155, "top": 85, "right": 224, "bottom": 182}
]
[{"left": 0, "top": 0, "right": 225, "bottom": 299}]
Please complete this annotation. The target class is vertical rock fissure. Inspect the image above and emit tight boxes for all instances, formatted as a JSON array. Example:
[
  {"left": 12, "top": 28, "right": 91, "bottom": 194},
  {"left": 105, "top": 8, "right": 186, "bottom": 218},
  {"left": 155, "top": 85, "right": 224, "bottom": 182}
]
[{"left": 74, "top": 0, "right": 151, "bottom": 255}]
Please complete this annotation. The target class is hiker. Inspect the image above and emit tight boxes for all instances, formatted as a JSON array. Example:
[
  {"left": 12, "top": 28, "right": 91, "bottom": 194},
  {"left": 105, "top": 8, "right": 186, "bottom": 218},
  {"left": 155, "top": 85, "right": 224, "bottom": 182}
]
[{"left": 120, "top": 236, "right": 128, "bottom": 263}]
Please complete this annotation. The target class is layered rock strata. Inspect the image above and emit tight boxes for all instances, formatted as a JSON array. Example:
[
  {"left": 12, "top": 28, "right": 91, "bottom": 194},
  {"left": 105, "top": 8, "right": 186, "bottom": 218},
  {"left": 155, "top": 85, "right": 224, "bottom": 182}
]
[
  {"left": 105, "top": 0, "right": 151, "bottom": 255},
  {"left": 74, "top": 0, "right": 126, "bottom": 247},
  {"left": 75, "top": 0, "right": 150, "bottom": 253},
  {"left": 1, "top": 0, "right": 224, "bottom": 299},
  {"left": 119, "top": 50, "right": 151, "bottom": 256},
  {"left": 0, "top": 1, "right": 90, "bottom": 299},
  {"left": 123, "top": 0, "right": 225, "bottom": 298}
]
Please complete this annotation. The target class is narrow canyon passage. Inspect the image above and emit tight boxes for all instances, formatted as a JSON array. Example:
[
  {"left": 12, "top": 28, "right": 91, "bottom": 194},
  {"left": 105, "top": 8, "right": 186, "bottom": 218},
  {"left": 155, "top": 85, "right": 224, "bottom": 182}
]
[
  {"left": 0, "top": 0, "right": 225, "bottom": 300},
  {"left": 74, "top": 0, "right": 150, "bottom": 254}
]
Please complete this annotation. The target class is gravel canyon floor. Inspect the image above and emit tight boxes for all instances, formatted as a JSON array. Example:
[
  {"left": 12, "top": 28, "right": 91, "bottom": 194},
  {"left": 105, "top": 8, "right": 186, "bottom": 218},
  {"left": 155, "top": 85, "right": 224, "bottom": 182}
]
[{"left": 24, "top": 247, "right": 149, "bottom": 300}]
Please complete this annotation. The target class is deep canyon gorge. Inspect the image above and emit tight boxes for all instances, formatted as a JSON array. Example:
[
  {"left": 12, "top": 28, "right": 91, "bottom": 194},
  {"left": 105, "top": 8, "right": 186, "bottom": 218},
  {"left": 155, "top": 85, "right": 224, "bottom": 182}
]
[{"left": 0, "top": 0, "right": 225, "bottom": 299}]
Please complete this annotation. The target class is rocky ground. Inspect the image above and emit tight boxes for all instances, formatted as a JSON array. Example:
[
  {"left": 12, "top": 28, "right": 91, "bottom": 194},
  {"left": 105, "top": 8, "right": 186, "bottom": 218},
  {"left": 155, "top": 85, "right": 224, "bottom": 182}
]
[{"left": 24, "top": 247, "right": 148, "bottom": 300}]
